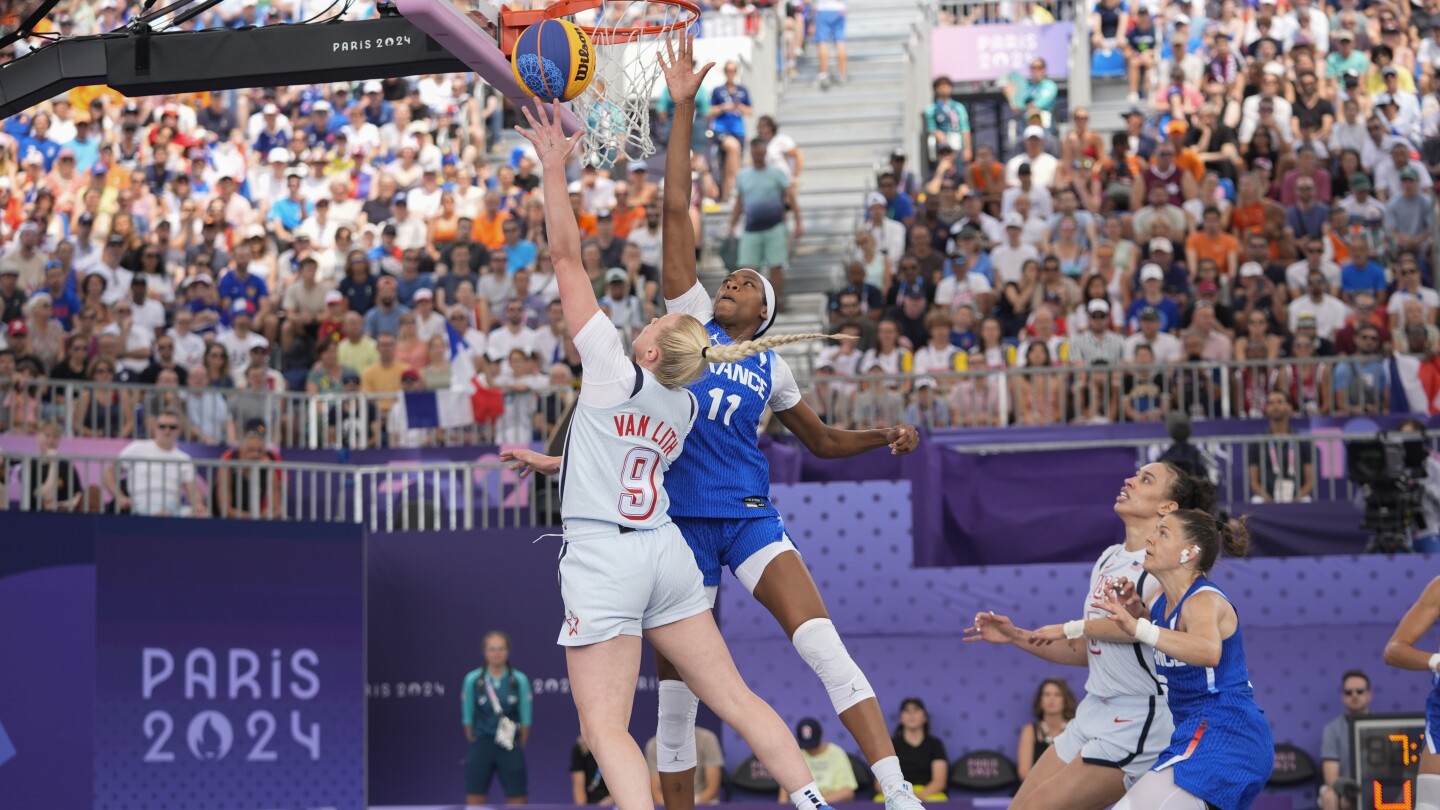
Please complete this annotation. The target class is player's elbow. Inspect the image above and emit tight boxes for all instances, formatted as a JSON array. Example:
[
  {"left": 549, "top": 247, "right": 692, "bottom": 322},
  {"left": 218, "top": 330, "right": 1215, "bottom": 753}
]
[{"left": 1383, "top": 640, "right": 1407, "bottom": 667}]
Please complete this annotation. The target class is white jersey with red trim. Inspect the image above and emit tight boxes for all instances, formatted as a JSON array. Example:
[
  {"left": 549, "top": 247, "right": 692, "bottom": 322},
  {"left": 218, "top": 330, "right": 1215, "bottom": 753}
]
[
  {"left": 558, "top": 314, "right": 699, "bottom": 529},
  {"left": 1083, "top": 543, "right": 1167, "bottom": 699}
]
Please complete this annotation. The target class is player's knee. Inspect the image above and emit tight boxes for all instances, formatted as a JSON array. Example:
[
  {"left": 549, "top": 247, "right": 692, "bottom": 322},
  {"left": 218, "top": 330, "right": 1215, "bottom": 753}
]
[
  {"left": 656, "top": 680, "right": 700, "bottom": 773},
  {"left": 1416, "top": 773, "right": 1440, "bottom": 810},
  {"left": 791, "top": 618, "right": 873, "bottom": 714}
]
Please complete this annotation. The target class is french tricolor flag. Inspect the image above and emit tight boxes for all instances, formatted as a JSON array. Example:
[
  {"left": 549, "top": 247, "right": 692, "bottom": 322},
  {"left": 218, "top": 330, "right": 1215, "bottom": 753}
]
[{"left": 402, "top": 322, "right": 501, "bottom": 429}]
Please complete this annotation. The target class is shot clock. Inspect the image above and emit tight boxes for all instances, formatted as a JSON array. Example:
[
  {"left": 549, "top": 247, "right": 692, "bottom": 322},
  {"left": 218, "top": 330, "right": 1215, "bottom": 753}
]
[{"left": 1351, "top": 714, "right": 1427, "bottom": 810}]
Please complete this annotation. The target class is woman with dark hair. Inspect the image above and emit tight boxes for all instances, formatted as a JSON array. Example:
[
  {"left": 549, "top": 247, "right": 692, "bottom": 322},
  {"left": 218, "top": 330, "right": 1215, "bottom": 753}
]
[
  {"left": 1017, "top": 678, "right": 1077, "bottom": 780},
  {"left": 202, "top": 342, "right": 234, "bottom": 390},
  {"left": 1094, "top": 511, "right": 1272, "bottom": 810},
  {"left": 888, "top": 698, "right": 949, "bottom": 801},
  {"left": 965, "top": 462, "right": 1218, "bottom": 810}
]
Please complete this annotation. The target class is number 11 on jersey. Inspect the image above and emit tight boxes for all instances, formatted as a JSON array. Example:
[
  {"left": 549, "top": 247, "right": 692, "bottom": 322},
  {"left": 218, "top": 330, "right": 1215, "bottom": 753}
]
[{"left": 706, "top": 388, "right": 741, "bottom": 426}]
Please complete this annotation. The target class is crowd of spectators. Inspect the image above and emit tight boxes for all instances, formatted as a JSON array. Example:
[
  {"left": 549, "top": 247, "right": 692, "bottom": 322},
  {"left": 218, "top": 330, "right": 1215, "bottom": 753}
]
[{"left": 815, "top": 0, "right": 1440, "bottom": 430}]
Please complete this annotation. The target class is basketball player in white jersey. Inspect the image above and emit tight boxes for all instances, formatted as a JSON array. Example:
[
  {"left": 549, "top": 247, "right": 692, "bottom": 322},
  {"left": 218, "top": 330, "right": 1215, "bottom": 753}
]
[
  {"left": 514, "top": 101, "right": 839, "bottom": 810},
  {"left": 963, "top": 462, "right": 1215, "bottom": 810}
]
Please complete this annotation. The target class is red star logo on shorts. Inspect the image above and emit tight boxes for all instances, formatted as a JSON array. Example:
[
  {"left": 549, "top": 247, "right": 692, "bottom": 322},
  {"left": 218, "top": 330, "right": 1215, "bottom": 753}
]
[{"left": 565, "top": 611, "right": 580, "bottom": 637}]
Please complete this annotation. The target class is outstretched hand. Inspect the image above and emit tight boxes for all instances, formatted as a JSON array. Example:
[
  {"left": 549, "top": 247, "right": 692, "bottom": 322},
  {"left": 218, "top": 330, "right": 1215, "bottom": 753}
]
[
  {"left": 657, "top": 34, "right": 715, "bottom": 104},
  {"left": 500, "top": 448, "right": 562, "bottom": 479},
  {"left": 962, "top": 610, "right": 1017, "bottom": 645},
  {"left": 514, "top": 100, "right": 580, "bottom": 165}
]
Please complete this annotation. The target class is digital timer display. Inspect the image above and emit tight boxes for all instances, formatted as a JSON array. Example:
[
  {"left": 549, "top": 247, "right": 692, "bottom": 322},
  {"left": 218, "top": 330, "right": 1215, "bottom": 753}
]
[{"left": 1351, "top": 714, "right": 1427, "bottom": 810}]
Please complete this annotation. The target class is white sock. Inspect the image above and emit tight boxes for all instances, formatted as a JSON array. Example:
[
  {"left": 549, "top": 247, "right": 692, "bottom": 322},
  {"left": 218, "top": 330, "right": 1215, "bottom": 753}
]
[
  {"left": 871, "top": 755, "right": 905, "bottom": 795},
  {"left": 1417, "top": 773, "right": 1440, "bottom": 810},
  {"left": 790, "top": 782, "right": 827, "bottom": 810}
]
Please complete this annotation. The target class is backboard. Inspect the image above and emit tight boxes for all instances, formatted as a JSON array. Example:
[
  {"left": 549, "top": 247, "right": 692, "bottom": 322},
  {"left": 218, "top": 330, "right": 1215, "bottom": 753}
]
[{"left": 391, "top": 0, "right": 582, "bottom": 133}]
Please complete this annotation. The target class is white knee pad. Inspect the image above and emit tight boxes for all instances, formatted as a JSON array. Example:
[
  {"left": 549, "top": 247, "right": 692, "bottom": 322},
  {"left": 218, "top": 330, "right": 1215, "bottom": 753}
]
[
  {"left": 656, "top": 680, "right": 700, "bottom": 773},
  {"left": 791, "top": 618, "right": 874, "bottom": 714},
  {"left": 1417, "top": 773, "right": 1440, "bottom": 810}
]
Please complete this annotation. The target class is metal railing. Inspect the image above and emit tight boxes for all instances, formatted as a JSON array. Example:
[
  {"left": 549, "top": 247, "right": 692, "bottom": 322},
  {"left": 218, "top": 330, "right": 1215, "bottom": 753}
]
[
  {"left": 0, "top": 379, "right": 575, "bottom": 450},
  {"left": 947, "top": 430, "right": 1436, "bottom": 507},
  {"left": 809, "top": 355, "right": 1394, "bottom": 428},
  {"left": 0, "top": 452, "right": 558, "bottom": 532}
]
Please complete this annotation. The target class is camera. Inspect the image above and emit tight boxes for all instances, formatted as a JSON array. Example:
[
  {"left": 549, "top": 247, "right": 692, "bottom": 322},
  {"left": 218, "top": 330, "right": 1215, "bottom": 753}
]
[{"left": 1347, "top": 432, "right": 1428, "bottom": 553}]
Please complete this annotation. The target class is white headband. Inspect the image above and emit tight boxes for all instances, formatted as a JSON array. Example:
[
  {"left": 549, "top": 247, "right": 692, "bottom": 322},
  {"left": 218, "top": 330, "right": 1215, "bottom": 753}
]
[{"left": 751, "top": 271, "right": 777, "bottom": 338}]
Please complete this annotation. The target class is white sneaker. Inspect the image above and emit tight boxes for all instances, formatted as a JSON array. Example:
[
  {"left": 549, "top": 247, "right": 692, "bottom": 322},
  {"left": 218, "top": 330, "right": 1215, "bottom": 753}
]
[
  {"left": 817, "top": 73, "right": 830, "bottom": 90},
  {"left": 1125, "top": 91, "right": 1140, "bottom": 103},
  {"left": 883, "top": 785, "right": 925, "bottom": 810}
]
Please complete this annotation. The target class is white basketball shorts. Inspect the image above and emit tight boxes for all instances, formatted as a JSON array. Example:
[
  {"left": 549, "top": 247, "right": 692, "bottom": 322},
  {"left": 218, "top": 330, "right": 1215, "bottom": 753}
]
[{"left": 556, "top": 519, "right": 711, "bottom": 647}]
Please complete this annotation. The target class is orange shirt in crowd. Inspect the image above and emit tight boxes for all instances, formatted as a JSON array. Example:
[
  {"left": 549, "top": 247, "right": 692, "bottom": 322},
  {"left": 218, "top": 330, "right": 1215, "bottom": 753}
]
[
  {"left": 612, "top": 205, "right": 646, "bottom": 239},
  {"left": 967, "top": 161, "right": 1005, "bottom": 196},
  {"left": 1175, "top": 148, "right": 1205, "bottom": 182},
  {"left": 576, "top": 211, "right": 598, "bottom": 240},
  {"left": 1230, "top": 202, "right": 1268, "bottom": 235},
  {"left": 1327, "top": 231, "right": 1352, "bottom": 266},
  {"left": 1186, "top": 229, "right": 1239, "bottom": 273},
  {"left": 471, "top": 211, "right": 510, "bottom": 250}
]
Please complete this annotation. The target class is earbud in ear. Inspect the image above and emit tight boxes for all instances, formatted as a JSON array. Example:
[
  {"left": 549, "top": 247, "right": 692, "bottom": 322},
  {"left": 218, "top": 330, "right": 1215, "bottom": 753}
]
[{"left": 1179, "top": 548, "right": 1192, "bottom": 564}]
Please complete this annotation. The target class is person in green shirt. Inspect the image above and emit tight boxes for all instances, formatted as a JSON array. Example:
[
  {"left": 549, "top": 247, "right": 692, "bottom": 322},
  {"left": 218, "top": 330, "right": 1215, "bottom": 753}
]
[
  {"left": 1324, "top": 30, "right": 1369, "bottom": 96},
  {"left": 1008, "top": 58, "right": 1059, "bottom": 130},
  {"left": 461, "top": 631, "right": 533, "bottom": 805},
  {"left": 781, "top": 718, "right": 860, "bottom": 803}
]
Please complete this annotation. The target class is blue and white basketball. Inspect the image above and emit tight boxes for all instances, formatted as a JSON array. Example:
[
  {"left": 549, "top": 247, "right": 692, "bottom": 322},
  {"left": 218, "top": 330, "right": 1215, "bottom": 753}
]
[{"left": 510, "top": 19, "right": 596, "bottom": 103}]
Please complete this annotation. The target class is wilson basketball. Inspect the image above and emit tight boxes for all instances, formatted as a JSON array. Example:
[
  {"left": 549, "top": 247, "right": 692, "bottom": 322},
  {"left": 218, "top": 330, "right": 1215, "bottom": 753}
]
[{"left": 510, "top": 19, "right": 595, "bottom": 103}]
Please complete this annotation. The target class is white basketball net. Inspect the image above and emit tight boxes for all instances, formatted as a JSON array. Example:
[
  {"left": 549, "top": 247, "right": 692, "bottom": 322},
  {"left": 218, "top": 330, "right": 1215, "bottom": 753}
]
[{"left": 566, "top": 1, "right": 690, "bottom": 168}]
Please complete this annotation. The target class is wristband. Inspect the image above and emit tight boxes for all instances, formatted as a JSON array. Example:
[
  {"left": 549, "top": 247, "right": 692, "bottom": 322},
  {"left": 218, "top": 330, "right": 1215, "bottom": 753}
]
[
  {"left": 1063, "top": 620, "right": 1086, "bottom": 640},
  {"left": 1429, "top": 653, "right": 1440, "bottom": 674},
  {"left": 1134, "top": 618, "right": 1162, "bottom": 647}
]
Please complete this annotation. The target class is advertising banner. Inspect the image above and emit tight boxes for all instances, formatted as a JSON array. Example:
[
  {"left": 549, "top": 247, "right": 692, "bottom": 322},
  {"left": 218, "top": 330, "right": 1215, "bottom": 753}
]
[
  {"left": 0, "top": 514, "right": 365, "bottom": 810},
  {"left": 931, "top": 24, "right": 1073, "bottom": 83}
]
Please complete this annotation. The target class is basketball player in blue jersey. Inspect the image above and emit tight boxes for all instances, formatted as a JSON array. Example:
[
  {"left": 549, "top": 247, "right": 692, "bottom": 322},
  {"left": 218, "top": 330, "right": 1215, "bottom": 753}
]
[
  {"left": 503, "top": 36, "right": 924, "bottom": 810},
  {"left": 514, "top": 100, "right": 841, "bottom": 810},
  {"left": 1088, "top": 510, "right": 1273, "bottom": 810},
  {"left": 965, "top": 461, "right": 1211, "bottom": 810},
  {"left": 1384, "top": 576, "right": 1440, "bottom": 810}
]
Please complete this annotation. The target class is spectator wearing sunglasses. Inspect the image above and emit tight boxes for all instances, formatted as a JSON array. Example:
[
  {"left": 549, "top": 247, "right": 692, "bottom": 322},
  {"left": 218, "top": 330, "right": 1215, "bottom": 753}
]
[
  {"left": 104, "top": 408, "right": 208, "bottom": 517},
  {"left": 1318, "top": 671, "right": 1372, "bottom": 810}
]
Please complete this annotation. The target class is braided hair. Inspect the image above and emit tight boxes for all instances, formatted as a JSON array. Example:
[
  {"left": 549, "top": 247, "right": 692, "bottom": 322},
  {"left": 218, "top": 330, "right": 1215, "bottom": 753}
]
[{"left": 651, "top": 317, "right": 846, "bottom": 389}]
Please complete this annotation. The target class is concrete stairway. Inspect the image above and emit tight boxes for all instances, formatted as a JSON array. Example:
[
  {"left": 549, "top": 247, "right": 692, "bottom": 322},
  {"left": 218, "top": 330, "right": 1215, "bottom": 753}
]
[{"left": 699, "top": 0, "right": 923, "bottom": 376}]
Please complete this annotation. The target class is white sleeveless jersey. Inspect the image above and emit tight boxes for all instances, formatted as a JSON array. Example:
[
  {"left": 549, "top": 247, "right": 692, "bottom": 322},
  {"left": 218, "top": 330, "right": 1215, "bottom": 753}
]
[
  {"left": 559, "top": 364, "right": 699, "bottom": 529},
  {"left": 1082, "top": 544, "right": 1167, "bottom": 699}
]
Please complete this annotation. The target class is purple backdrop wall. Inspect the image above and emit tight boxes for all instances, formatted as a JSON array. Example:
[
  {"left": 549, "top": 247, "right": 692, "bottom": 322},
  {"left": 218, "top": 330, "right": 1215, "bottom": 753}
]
[
  {"left": 720, "top": 481, "right": 1440, "bottom": 772},
  {"left": 366, "top": 529, "right": 688, "bottom": 805},
  {"left": 0, "top": 514, "right": 365, "bottom": 810}
]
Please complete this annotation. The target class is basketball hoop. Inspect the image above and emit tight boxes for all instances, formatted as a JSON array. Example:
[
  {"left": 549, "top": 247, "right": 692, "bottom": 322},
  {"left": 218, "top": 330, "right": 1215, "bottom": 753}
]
[{"left": 500, "top": 0, "right": 701, "bottom": 167}]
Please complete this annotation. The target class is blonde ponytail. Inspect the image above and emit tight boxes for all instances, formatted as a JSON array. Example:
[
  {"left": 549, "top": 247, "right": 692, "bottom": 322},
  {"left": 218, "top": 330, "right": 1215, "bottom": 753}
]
[{"left": 651, "top": 318, "right": 847, "bottom": 390}]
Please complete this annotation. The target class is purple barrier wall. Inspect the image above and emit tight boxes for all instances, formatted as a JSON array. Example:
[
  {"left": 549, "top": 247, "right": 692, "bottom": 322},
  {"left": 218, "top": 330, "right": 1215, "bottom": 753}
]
[
  {"left": 366, "top": 529, "right": 691, "bottom": 805},
  {"left": 722, "top": 481, "right": 1440, "bottom": 774},
  {"left": 0, "top": 515, "right": 365, "bottom": 810}
]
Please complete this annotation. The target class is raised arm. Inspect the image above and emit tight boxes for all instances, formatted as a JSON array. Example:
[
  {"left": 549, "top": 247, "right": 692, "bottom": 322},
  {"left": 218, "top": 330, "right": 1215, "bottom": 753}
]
[
  {"left": 658, "top": 36, "right": 714, "bottom": 299},
  {"left": 1384, "top": 575, "right": 1440, "bottom": 672},
  {"left": 515, "top": 102, "right": 597, "bottom": 338}
]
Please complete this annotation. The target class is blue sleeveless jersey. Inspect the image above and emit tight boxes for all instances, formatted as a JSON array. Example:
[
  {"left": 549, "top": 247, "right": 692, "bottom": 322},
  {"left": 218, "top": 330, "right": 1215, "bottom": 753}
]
[
  {"left": 1426, "top": 672, "right": 1439, "bottom": 755},
  {"left": 666, "top": 320, "right": 780, "bottom": 519},
  {"left": 1150, "top": 577, "right": 1273, "bottom": 810}
]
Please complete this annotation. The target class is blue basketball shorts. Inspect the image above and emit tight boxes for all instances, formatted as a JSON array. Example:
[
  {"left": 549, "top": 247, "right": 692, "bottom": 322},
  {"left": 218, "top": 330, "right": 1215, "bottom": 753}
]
[
  {"left": 674, "top": 515, "right": 796, "bottom": 590},
  {"left": 814, "top": 10, "right": 846, "bottom": 43}
]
